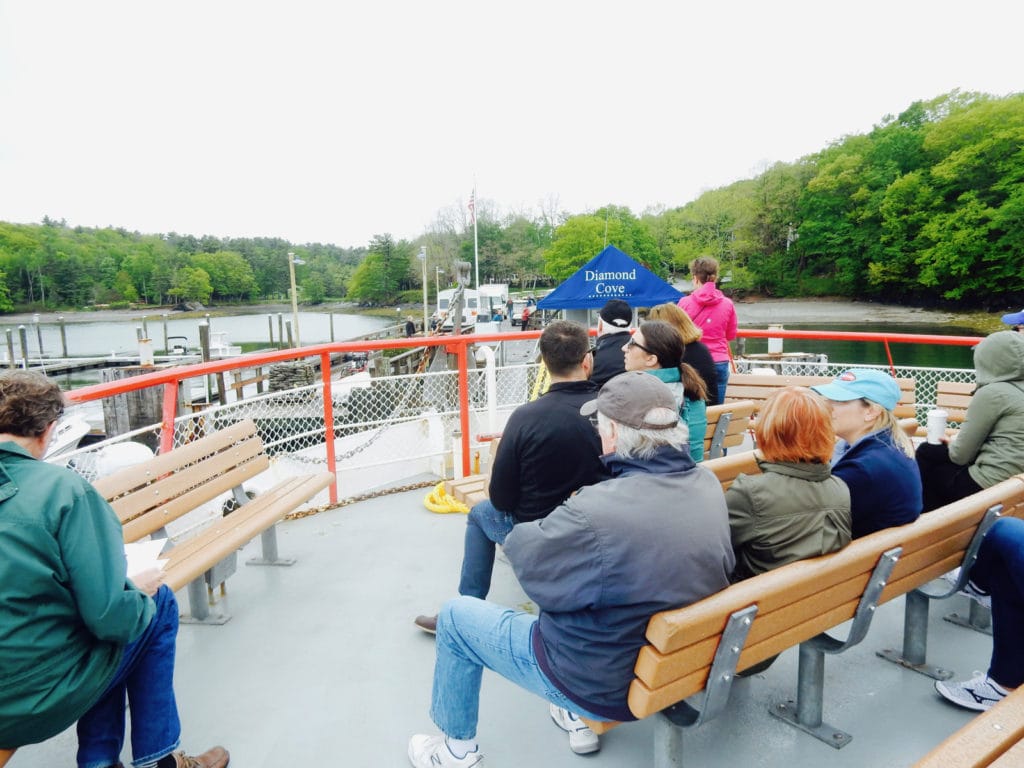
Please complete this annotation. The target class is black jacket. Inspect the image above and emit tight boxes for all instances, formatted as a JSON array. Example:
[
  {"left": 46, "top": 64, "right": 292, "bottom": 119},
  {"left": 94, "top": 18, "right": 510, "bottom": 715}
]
[
  {"left": 683, "top": 340, "right": 719, "bottom": 405},
  {"left": 591, "top": 331, "right": 631, "bottom": 388},
  {"left": 489, "top": 380, "right": 608, "bottom": 522}
]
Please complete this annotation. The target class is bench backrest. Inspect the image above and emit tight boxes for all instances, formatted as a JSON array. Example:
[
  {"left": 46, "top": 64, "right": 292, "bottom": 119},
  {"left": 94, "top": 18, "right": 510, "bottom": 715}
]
[
  {"left": 628, "top": 474, "right": 1024, "bottom": 720},
  {"left": 92, "top": 419, "right": 269, "bottom": 542},
  {"left": 935, "top": 380, "right": 975, "bottom": 424},
  {"left": 725, "top": 373, "right": 916, "bottom": 420},
  {"left": 703, "top": 450, "right": 761, "bottom": 491},
  {"left": 703, "top": 400, "right": 756, "bottom": 458}
]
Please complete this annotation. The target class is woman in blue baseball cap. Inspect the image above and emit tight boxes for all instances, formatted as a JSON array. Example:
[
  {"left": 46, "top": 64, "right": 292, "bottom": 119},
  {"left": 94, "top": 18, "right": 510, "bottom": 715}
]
[
  {"left": 1001, "top": 309, "right": 1024, "bottom": 332},
  {"left": 810, "top": 369, "right": 922, "bottom": 537}
]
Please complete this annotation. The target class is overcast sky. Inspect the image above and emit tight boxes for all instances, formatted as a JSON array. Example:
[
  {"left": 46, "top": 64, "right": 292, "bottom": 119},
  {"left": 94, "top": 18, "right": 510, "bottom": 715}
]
[{"left": 1, "top": 1, "right": 1020, "bottom": 249}]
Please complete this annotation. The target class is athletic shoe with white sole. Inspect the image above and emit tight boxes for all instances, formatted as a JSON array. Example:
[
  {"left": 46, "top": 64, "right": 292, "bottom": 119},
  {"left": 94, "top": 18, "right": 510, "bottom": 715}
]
[
  {"left": 935, "top": 671, "right": 1008, "bottom": 712},
  {"left": 549, "top": 704, "right": 600, "bottom": 754},
  {"left": 407, "top": 734, "right": 483, "bottom": 767},
  {"left": 942, "top": 567, "right": 992, "bottom": 609}
]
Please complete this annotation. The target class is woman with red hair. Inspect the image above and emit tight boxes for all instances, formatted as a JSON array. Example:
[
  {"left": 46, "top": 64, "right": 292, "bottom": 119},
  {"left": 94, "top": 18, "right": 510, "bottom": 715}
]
[{"left": 726, "top": 386, "right": 852, "bottom": 581}]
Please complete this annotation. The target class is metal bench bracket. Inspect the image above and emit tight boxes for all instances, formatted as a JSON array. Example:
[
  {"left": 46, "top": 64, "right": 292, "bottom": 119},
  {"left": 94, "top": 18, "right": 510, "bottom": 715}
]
[
  {"left": 771, "top": 546, "right": 901, "bottom": 748},
  {"left": 877, "top": 504, "right": 1001, "bottom": 677}
]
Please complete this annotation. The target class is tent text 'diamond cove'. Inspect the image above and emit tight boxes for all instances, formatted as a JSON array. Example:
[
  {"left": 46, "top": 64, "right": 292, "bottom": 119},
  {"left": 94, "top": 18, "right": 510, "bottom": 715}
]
[{"left": 536, "top": 245, "right": 683, "bottom": 310}]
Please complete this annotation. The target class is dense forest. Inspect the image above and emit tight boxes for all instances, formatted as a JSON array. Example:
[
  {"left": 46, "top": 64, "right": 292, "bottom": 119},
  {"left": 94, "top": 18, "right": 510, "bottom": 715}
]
[{"left": 0, "top": 90, "right": 1021, "bottom": 314}]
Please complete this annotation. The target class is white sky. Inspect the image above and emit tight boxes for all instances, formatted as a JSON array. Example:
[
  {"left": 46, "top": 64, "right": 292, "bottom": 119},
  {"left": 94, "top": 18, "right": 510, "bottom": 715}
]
[{"left": 1, "top": 1, "right": 1021, "bottom": 249}]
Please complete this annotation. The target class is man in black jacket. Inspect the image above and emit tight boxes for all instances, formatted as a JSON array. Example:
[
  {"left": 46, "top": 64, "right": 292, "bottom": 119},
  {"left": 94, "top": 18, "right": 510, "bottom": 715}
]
[
  {"left": 590, "top": 299, "right": 633, "bottom": 387},
  {"left": 414, "top": 321, "right": 607, "bottom": 633}
]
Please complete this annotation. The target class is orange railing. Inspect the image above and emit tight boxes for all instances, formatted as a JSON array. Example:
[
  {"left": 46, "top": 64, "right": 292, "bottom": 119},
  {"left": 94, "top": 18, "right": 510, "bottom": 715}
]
[{"left": 62, "top": 326, "right": 980, "bottom": 505}]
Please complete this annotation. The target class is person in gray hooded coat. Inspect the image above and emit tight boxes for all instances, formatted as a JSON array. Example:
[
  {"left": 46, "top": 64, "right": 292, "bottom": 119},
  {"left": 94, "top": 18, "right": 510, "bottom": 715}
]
[{"left": 916, "top": 330, "right": 1024, "bottom": 511}]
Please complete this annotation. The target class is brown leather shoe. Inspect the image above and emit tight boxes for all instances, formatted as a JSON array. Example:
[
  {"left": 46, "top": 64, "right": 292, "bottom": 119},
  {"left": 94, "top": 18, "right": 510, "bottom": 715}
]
[
  {"left": 172, "top": 746, "right": 230, "bottom": 768},
  {"left": 414, "top": 614, "right": 438, "bottom": 634}
]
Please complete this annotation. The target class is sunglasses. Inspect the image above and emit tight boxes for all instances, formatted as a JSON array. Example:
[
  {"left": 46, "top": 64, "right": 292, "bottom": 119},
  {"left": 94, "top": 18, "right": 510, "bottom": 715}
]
[{"left": 625, "top": 337, "right": 652, "bottom": 354}]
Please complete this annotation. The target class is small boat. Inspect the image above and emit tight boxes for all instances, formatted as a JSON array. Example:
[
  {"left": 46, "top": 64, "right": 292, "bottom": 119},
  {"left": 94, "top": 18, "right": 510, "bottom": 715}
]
[{"left": 208, "top": 331, "right": 242, "bottom": 358}]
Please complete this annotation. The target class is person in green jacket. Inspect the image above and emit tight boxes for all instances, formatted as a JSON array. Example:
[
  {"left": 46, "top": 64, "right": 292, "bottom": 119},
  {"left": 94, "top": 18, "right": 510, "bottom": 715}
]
[
  {"left": 916, "top": 330, "right": 1024, "bottom": 511},
  {"left": 726, "top": 386, "right": 852, "bottom": 581},
  {"left": 0, "top": 371, "right": 228, "bottom": 768},
  {"left": 622, "top": 320, "right": 709, "bottom": 461}
]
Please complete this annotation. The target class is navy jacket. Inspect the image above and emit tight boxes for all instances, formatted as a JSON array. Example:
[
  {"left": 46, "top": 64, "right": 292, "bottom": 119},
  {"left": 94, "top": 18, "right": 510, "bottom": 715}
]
[{"left": 832, "top": 430, "right": 922, "bottom": 538}]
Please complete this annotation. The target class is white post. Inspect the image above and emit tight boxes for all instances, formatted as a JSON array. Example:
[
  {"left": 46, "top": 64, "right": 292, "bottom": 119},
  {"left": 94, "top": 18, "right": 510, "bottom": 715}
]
[
  {"left": 418, "top": 247, "right": 428, "bottom": 335},
  {"left": 477, "top": 344, "right": 498, "bottom": 433},
  {"left": 288, "top": 252, "right": 302, "bottom": 347}
]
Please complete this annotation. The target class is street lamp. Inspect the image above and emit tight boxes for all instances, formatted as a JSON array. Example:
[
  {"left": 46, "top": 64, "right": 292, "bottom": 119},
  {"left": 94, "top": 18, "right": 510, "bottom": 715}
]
[
  {"left": 287, "top": 252, "right": 305, "bottom": 347},
  {"left": 435, "top": 266, "right": 445, "bottom": 297},
  {"left": 417, "top": 247, "right": 428, "bottom": 335}
]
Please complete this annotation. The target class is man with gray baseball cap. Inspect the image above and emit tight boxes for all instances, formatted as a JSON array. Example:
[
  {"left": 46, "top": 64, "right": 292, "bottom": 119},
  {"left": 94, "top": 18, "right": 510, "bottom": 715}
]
[{"left": 408, "top": 371, "right": 734, "bottom": 767}]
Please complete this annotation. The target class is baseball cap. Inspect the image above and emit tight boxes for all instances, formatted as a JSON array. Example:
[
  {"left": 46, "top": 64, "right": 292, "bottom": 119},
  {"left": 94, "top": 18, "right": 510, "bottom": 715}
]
[
  {"left": 810, "top": 369, "right": 900, "bottom": 412},
  {"left": 598, "top": 299, "right": 632, "bottom": 328},
  {"left": 580, "top": 371, "right": 679, "bottom": 429},
  {"left": 1001, "top": 309, "right": 1024, "bottom": 326}
]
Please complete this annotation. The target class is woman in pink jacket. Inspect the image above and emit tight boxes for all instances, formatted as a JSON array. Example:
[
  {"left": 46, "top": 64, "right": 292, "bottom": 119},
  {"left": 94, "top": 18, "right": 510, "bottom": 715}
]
[{"left": 677, "top": 256, "right": 737, "bottom": 405}]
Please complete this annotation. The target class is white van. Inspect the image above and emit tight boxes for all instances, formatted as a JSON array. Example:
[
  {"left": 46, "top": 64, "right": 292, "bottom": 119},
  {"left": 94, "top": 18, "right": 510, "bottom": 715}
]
[{"left": 436, "top": 288, "right": 481, "bottom": 329}]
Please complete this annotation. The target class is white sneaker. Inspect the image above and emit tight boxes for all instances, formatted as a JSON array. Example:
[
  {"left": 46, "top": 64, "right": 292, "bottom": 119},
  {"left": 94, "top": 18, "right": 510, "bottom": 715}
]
[
  {"left": 942, "top": 567, "right": 992, "bottom": 609},
  {"left": 935, "top": 672, "right": 1008, "bottom": 712},
  {"left": 407, "top": 734, "right": 484, "bottom": 767},
  {"left": 549, "top": 704, "right": 600, "bottom": 754}
]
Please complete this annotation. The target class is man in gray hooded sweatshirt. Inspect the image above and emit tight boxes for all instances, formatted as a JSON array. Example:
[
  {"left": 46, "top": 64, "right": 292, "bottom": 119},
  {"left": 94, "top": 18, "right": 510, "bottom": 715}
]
[{"left": 916, "top": 330, "right": 1024, "bottom": 511}]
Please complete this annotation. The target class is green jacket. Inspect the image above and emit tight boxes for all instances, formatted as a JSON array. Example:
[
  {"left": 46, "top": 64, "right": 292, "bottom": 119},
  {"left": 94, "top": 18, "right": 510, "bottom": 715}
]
[
  {"left": 726, "top": 458, "right": 852, "bottom": 581},
  {"left": 0, "top": 441, "right": 154, "bottom": 747},
  {"left": 950, "top": 331, "right": 1024, "bottom": 489}
]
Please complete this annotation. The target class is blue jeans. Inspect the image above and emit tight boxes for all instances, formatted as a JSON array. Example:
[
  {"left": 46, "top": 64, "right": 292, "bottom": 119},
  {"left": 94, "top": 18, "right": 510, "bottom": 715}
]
[
  {"left": 714, "top": 360, "right": 731, "bottom": 408},
  {"left": 970, "top": 517, "right": 1024, "bottom": 688},
  {"left": 458, "top": 500, "right": 515, "bottom": 599},
  {"left": 430, "top": 597, "right": 607, "bottom": 739},
  {"left": 76, "top": 586, "right": 181, "bottom": 768}
]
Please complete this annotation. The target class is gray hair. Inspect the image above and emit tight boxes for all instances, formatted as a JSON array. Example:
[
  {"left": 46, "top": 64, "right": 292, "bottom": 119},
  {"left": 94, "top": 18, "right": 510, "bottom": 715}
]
[{"left": 597, "top": 411, "right": 690, "bottom": 460}]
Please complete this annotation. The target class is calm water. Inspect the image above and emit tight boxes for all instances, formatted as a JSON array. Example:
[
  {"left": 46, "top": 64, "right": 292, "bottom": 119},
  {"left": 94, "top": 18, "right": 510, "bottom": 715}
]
[{"left": 738, "top": 322, "right": 978, "bottom": 370}]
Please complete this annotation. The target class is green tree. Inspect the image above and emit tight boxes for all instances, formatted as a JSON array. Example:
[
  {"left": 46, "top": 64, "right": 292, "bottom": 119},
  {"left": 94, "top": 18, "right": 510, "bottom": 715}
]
[{"left": 168, "top": 266, "right": 213, "bottom": 304}]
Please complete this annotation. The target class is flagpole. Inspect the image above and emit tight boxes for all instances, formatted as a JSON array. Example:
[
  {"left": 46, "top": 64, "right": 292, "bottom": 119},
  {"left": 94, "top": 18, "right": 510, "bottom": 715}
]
[{"left": 472, "top": 185, "right": 480, "bottom": 290}]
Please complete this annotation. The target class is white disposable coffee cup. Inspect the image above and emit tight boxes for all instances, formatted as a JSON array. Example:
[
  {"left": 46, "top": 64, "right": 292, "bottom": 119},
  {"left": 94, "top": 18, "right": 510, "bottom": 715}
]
[{"left": 926, "top": 409, "right": 948, "bottom": 444}]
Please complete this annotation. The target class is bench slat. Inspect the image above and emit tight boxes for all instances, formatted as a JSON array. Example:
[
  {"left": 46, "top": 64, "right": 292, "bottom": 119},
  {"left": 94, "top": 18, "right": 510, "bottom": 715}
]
[
  {"left": 93, "top": 419, "right": 260, "bottom": 499},
  {"left": 119, "top": 453, "right": 270, "bottom": 541},
  {"left": 914, "top": 686, "right": 1024, "bottom": 768},
  {"left": 161, "top": 472, "right": 333, "bottom": 591}
]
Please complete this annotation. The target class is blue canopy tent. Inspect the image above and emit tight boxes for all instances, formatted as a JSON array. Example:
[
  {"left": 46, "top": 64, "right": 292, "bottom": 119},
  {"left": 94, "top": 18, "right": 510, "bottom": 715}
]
[{"left": 536, "top": 245, "right": 682, "bottom": 310}]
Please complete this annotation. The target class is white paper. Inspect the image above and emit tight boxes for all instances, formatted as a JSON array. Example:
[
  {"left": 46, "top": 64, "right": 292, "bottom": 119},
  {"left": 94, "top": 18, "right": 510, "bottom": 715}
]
[{"left": 124, "top": 539, "right": 168, "bottom": 579}]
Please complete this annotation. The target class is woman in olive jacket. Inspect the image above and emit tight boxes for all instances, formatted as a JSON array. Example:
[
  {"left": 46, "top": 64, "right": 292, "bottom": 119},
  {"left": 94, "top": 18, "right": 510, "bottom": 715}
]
[{"left": 727, "top": 387, "right": 851, "bottom": 581}]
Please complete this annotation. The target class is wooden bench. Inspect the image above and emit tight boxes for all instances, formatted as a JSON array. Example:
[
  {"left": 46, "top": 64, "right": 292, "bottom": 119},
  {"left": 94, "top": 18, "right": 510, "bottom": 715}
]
[
  {"left": 912, "top": 380, "right": 976, "bottom": 439},
  {"left": 703, "top": 400, "right": 756, "bottom": 460},
  {"left": 93, "top": 418, "right": 334, "bottom": 624},
  {"left": 914, "top": 686, "right": 1024, "bottom": 767},
  {"left": 581, "top": 473, "right": 1024, "bottom": 766},
  {"left": 0, "top": 749, "right": 14, "bottom": 767},
  {"left": 725, "top": 373, "right": 917, "bottom": 420}
]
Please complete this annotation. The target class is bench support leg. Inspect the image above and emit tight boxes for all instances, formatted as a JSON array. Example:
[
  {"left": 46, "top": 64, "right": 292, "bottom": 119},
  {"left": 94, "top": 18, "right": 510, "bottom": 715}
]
[
  {"left": 653, "top": 714, "right": 683, "bottom": 768},
  {"left": 876, "top": 591, "right": 953, "bottom": 680},
  {"left": 944, "top": 599, "right": 993, "bottom": 636},
  {"left": 246, "top": 526, "right": 296, "bottom": 567},
  {"left": 770, "top": 644, "right": 852, "bottom": 749},
  {"left": 179, "top": 577, "right": 231, "bottom": 626}
]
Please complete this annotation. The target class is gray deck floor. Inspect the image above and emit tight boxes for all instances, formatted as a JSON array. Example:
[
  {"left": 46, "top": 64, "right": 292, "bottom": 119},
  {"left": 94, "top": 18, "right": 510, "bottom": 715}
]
[{"left": 15, "top": 485, "right": 993, "bottom": 768}]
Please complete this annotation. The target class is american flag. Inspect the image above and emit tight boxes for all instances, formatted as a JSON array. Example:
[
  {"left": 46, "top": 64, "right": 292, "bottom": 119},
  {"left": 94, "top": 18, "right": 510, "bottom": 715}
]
[{"left": 468, "top": 191, "right": 475, "bottom": 223}]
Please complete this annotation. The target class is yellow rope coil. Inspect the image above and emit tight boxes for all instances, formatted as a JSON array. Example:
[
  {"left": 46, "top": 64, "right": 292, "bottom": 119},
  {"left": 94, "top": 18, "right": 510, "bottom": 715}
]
[{"left": 423, "top": 481, "right": 470, "bottom": 514}]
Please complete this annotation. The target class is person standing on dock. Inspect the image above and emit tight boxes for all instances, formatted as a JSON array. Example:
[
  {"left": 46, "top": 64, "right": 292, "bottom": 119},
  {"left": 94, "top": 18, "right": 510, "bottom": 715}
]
[
  {"left": 413, "top": 321, "right": 607, "bottom": 635},
  {"left": 0, "top": 371, "right": 229, "bottom": 768},
  {"left": 408, "top": 372, "right": 733, "bottom": 766}
]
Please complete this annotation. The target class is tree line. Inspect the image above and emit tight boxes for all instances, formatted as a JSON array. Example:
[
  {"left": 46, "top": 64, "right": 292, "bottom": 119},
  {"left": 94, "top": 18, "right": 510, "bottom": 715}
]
[{"left": 0, "top": 89, "right": 1020, "bottom": 313}]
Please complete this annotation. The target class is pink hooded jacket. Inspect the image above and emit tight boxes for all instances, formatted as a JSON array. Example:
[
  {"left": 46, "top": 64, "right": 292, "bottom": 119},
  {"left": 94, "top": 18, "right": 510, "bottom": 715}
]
[{"left": 677, "top": 282, "right": 737, "bottom": 362}]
